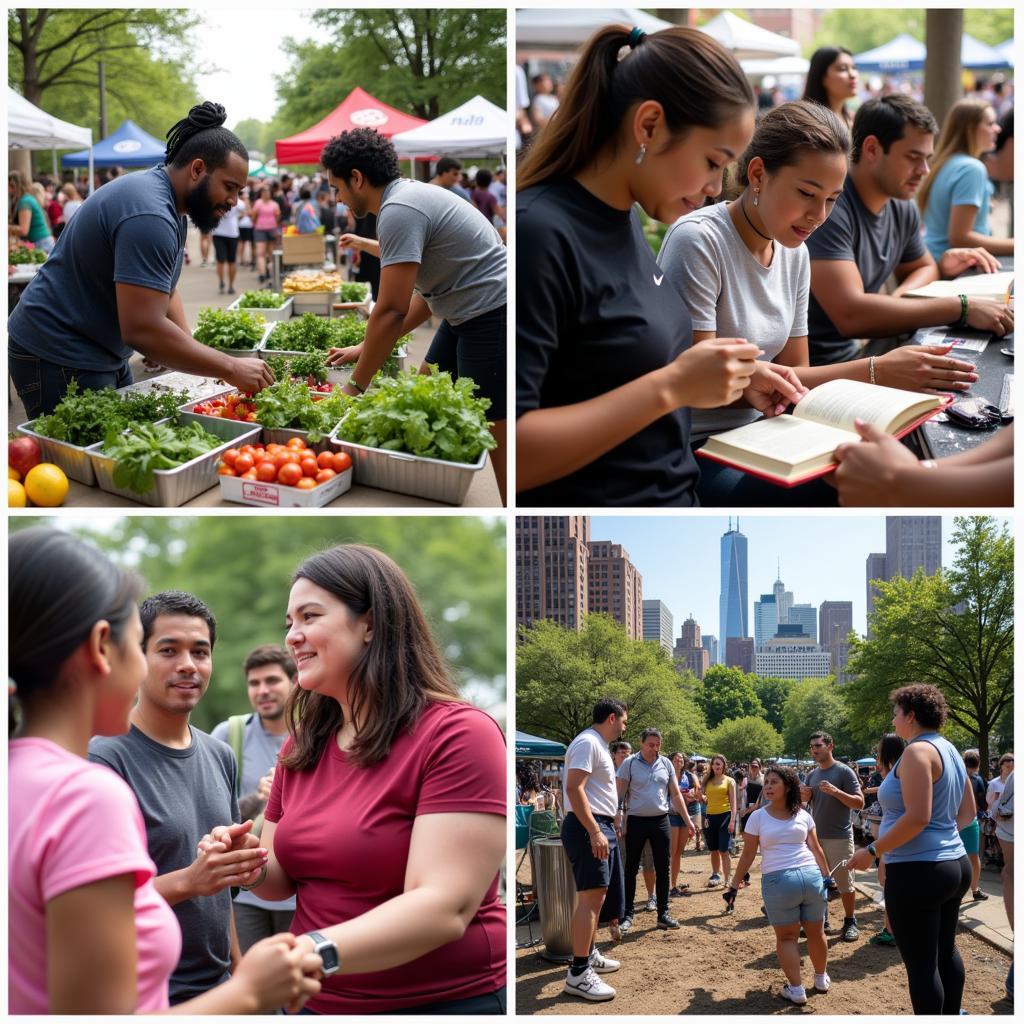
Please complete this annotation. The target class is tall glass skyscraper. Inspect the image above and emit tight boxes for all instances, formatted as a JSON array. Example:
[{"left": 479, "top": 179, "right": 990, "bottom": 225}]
[{"left": 719, "top": 518, "right": 748, "bottom": 649}]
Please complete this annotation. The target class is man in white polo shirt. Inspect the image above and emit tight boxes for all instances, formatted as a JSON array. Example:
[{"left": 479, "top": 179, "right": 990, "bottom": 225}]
[{"left": 560, "top": 698, "right": 628, "bottom": 1002}]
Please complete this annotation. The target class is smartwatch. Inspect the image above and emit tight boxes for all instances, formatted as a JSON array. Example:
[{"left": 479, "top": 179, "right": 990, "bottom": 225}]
[{"left": 306, "top": 931, "right": 341, "bottom": 975}]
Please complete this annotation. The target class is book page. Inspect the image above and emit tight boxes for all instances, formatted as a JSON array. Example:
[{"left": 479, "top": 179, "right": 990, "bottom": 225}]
[
  {"left": 904, "top": 271, "right": 1014, "bottom": 301},
  {"left": 792, "top": 379, "right": 936, "bottom": 433},
  {"left": 704, "top": 415, "right": 856, "bottom": 464}
]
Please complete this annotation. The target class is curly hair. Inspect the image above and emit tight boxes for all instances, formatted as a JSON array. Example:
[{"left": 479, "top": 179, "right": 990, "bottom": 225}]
[
  {"left": 763, "top": 765, "right": 802, "bottom": 815},
  {"left": 890, "top": 683, "right": 948, "bottom": 730},
  {"left": 320, "top": 128, "right": 400, "bottom": 187}
]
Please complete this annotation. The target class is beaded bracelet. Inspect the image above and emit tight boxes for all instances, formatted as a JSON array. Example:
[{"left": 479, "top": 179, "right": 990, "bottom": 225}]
[
  {"left": 869, "top": 356, "right": 877, "bottom": 385},
  {"left": 958, "top": 293, "right": 969, "bottom": 327}
]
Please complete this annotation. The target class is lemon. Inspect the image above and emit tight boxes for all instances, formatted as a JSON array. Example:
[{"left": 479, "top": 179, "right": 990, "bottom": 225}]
[
  {"left": 8, "top": 478, "right": 27, "bottom": 507},
  {"left": 8, "top": 466, "right": 21, "bottom": 481},
  {"left": 24, "top": 463, "right": 69, "bottom": 507}
]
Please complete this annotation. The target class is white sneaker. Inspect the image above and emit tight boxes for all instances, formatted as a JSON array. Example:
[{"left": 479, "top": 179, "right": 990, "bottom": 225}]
[
  {"left": 780, "top": 984, "right": 808, "bottom": 1005},
  {"left": 564, "top": 966, "right": 616, "bottom": 1001},
  {"left": 708, "top": 873, "right": 722, "bottom": 888},
  {"left": 590, "top": 949, "right": 621, "bottom": 973},
  {"left": 644, "top": 895, "right": 658, "bottom": 912},
  {"left": 814, "top": 973, "right": 831, "bottom": 993},
  {"left": 608, "top": 920, "right": 623, "bottom": 942}
]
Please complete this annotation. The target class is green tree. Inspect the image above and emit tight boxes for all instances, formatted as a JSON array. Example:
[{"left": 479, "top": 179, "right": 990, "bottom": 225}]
[
  {"left": 781, "top": 677, "right": 856, "bottom": 759},
  {"left": 697, "top": 664, "right": 764, "bottom": 729},
  {"left": 754, "top": 676, "right": 795, "bottom": 734},
  {"left": 517, "top": 615, "right": 707, "bottom": 752},
  {"left": 11, "top": 516, "right": 505, "bottom": 732},
  {"left": 708, "top": 716, "right": 784, "bottom": 764},
  {"left": 846, "top": 516, "right": 1013, "bottom": 772},
  {"left": 8, "top": 9, "right": 199, "bottom": 156},
  {"left": 273, "top": 10, "right": 505, "bottom": 145}
]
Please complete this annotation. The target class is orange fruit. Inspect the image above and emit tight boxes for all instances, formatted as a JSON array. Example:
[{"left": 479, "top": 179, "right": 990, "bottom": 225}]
[{"left": 23, "top": 463, "right": 69, "bottom": 507}]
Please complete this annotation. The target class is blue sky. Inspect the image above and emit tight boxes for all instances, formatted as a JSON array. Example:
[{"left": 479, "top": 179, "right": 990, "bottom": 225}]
[{"left": 590, "top": 515, "right": 1011, "bottom": 643}]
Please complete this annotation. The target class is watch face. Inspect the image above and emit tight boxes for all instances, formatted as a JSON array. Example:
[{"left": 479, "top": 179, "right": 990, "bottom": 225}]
[{"left": 319, "top": 943, "right": 340, "bottom": 973}]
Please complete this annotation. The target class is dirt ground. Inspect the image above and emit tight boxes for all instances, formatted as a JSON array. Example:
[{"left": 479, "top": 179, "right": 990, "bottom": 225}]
[{"left": 515, "top": 851, "right": 1013, "bottom": 1015}]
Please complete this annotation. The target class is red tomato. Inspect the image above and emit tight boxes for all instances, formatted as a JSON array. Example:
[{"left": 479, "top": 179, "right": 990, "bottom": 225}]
[
  {"left": 217, "top": 464, "right": 236, "bottom": 476},
  {"left": 226, "top": 393, "right": 240, "bottom": 406},
  {"left": 234, "top": 454, "right": 255, "bottom": 474},
  {"left": 332, "top": 451, "right": 352, "bottom": 474},
  {"left": 246, "top": 412, "right": 258, "bottom": 422},
  {"left": 286, "top": 437, "right": 305, "bottom": 451},
  {"left": 316, "top": 451, "right": 335, "bottom": 470},
  {"left": 315, "top": 468, "right": 336, "bottom": 484},
  {"left": 241, "top": 469, "right": 259, "bottom": 480},
  {"left": 296, "top": 476, "right": 317, "bottom": 490},
  {"left": 222, "top": 449, "right": 240, "bottom": 468},
  {"left": 256, "top": 461, "right": 277, "bottom": 483},
  {"left": 300, "top": 457, "right": 319, "bottom": 477},
  {"left": 277, "top": 462, "right": 303, "bottom": 487}
]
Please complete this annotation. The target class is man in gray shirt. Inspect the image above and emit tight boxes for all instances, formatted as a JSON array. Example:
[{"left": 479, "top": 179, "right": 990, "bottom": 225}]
[
  {"left": 211, "top": 644, "right": 297, "bottom": 952},
  {"left": 321, "top": 127, "right": 507, "bottom": 504},
  {"left": 801, "top": 730, "right": 864, "bottom": 941},
  {"left": 616, "top": 728, "right": 695, "bottom": 934},
  {"left": 89, "top": 591, "right": 266, "bottom": 1004}
]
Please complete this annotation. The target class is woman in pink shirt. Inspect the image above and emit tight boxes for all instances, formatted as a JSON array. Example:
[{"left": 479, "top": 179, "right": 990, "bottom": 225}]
[
  {"left": 203, "top": 544, "right": 507, "bottom": 1014},
  {"left": 8, "top": 527, "right": 322, "bottom": 1015},
  {"left": 251, "top": 184, "right": 281, "bottom": 283}
]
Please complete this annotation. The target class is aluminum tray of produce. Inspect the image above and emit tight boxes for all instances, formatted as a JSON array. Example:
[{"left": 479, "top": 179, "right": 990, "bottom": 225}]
[
  {"left": 226, "top": 295, "right": 294, "bottom": 321},
  {"left": 221, "top": 322, "right": 275, "bottom": 358},
  {"left": 115, "top": 372, "right": 235, "bottom": 404},
  {"left": 287, "top": 290, "right": 340, "bottom": 314},
  {"left": 88, "top": 416, "right": 260, "bottom": 507},
  {"left": 16, "top": 421, "right": 102, "bottom": 485},
  {"left": 329, "top": 426, "right": 487, "bottom": 505}
]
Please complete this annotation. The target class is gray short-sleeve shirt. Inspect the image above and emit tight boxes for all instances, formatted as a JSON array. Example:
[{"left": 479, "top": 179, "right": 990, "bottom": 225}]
[
  {"left": 377, "top": 178, "right": 506, "bottom": 325},
  {"left": 89, "top": 724, "right": 239, "bottom": 1004},
  {"left": 806, "top": 760, "right": 862, "bottom": 840},
  {"left": 616, "top": 752, "right": 676, "bottom": 816}
]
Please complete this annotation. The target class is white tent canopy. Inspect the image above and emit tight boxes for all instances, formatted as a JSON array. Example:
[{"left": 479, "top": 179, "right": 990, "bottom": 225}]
[
  {"left": 8, "top": 88, "right": 93, "bottom": 193},
  {"left": 994, "top": 38, "right": 1015, "bottom": 68},
  {"left": 391, "top": 95, "right": 507, "bottom": 157},
  {"left": 515, "top": 8, "right": 672, "bottom": 48},
  {"left": 699, "top": 12, "right": 800, "bottom": 60},
  {"left": 740, "top": 55, "right": 810, "bottom": 77}
]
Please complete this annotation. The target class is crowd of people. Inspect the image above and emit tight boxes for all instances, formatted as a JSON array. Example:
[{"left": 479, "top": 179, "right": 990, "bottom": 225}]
[
  {"left": 547, "top": 691, "right": 1013, "bottom": 1013},
  {"left": 515, "top": 25, "right": 1014, "bottom": 509},
  {"left": 9, "top": 529, "right": 508, "bottom": 1014}
]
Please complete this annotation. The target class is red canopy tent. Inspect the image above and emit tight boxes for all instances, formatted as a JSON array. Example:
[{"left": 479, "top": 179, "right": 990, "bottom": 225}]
[{"left": 275, "top": 87, "right": 429, "bottom": 165}]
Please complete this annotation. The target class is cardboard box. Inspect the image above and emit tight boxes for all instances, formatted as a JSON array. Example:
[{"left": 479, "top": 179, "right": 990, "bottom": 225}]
[
  {"left": 218, "top": 466, "right": 352, "bottom": 507},
  {"left": 282, "top": 234, "right": 326, "bottom": 265}
]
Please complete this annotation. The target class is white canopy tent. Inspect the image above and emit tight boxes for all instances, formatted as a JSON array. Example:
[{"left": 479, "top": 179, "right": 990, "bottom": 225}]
[
  {"left": 391, "top": 96, "right": 507, "bottom": 158},
  {"left": 699, "top": 12, "right": 800, "bottom": 61},
  {"left": 8, "top": 88, "right": 94, "bottom": 193},
  {"left": 994, "top": 38, "right": 1015, "bottom": 68},
  {"left": 740, "top": 55, "right": 811, "bottom": 77},
  {"left": 515, "top": 8, "right": 672, "bottom": 48}
]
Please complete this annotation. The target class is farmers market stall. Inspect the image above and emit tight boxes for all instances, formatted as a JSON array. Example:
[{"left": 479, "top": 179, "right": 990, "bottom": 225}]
[
  {"left": 61, "top": 119, "right": 165, "bottom": 169},
  {"left": 391, "top": 96, "right": 508, "bottom": 158},
  {"left": 8, "top": 88, "right": 93, "bottom": 190}
]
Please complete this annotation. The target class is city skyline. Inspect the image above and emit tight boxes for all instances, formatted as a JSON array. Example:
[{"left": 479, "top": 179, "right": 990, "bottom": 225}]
[{"left": 590, "top": 516, "right": 1007, "bottom": 646}]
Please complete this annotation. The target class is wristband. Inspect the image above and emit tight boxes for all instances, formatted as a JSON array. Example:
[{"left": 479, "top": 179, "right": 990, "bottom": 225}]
[
  {"left": 239, "top": 864, "right": 268, "bottom": 891},
  {"left": 869, "top": 355, "right": 877, "bottom": 386},
  {"left": 349, "top": 378, "right": 367, "bottom": 394},
  {"left": 867, "top": 842, "right": 878, "bottom": 858},
  {"left": 958, "top": 294, "right": 969, "bottom": 327}
]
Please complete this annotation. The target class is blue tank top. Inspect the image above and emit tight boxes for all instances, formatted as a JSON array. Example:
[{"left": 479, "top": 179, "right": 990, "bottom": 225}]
[{"left": 878, "top": 733, "right": 967, "bottom": 864}]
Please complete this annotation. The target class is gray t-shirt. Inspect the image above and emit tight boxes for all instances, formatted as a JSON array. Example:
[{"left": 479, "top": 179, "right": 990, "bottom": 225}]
[
  {"left": 806, "top": 760, "right": 862, "bottom": 840},
  {"left": 805, "top": 176, "right": 925, "bottom": 364},
  {"left": 8, "top": 165, "right": 187, "bottom": 372},
  {"left": 211, "top": 714, "right": 294, "bottom": 912},
  {"left": 616, "top": 752, "right": 676, "bottom": 816},
  {"left": 377, "top": 178, "right": 506, "bottom": 325},
  {"left": 88, "top": 724, "right": 239, "bottom": 1004},
  {"left": 658, "top": 201, "right": 810, "bottom": 441}
]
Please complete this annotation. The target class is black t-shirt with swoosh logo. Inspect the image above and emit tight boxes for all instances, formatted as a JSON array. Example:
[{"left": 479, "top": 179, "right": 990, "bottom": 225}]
[{"left": 516, "top": 178, "right": 699, "bottom": 506}]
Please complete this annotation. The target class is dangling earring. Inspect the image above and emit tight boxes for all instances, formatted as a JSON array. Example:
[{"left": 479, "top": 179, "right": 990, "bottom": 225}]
[
  {"left": 635, "top": 143, "right": 647, "bottom": 165},
  {"left": 753, "top": 188, "right": 760, "bottom": 208}
]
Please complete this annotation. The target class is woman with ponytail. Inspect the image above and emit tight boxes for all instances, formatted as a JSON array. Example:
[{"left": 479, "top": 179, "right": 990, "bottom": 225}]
[
  {"left": 8, "top": 101, "right": 273, "bottom": 419},
  {"left": 516, "top": 25, "right": 805, "bottom": 506}
]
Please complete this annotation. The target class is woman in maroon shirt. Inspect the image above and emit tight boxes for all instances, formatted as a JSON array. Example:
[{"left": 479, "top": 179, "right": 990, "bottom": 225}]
[{"left": 201, "top": 544, "right": 506, "bottom": 1014}]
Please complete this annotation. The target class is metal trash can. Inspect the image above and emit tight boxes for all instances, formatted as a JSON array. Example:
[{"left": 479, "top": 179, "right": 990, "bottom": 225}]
[{"left": 530, "top": 836, "right": 576, "bottom": 963}]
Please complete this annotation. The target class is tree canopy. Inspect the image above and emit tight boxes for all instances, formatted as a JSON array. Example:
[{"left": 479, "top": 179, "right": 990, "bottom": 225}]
[
  {"left": 709, "top": 716, "right": 784, "bottom": 765},
  {"left": 781, "top": 677, "right": 856, "bottom": 759},
  {"left": 697, "top": 664, "right": 764, "bottom": 729}
]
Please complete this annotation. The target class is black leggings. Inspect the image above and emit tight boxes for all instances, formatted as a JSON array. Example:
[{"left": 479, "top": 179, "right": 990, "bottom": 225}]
[{"left": 884, "top": 856, "right": 971, "bottom": 1014}]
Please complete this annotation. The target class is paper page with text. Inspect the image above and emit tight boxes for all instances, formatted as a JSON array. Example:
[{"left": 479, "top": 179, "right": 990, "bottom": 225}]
[
  {"left": 710, "top": 415, "right": 856, "bottom": 463},
  {"left": 792, "top": 379, "right": 924, "bottom": 433},
  {"left": 904, "top": 271, "right": 1014, "bottom": 300}
]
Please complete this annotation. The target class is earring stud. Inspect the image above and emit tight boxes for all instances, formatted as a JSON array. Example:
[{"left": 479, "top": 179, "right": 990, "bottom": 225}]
[{"left": 635, "top": 143, "right": 647, "bottom": 165}]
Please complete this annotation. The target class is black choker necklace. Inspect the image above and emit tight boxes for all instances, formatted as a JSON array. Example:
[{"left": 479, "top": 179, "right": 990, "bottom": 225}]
[{"left": 740, "top": 194, "right": 773, "bottom": 242}]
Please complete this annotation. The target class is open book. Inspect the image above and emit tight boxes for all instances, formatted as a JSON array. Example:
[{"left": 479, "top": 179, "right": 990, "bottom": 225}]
[
  {"left": 904, "top": 271, "right": 1014, "bottom": 301},
  {"left": 696, "top": 379, "right": 952, "bottom": 486}
]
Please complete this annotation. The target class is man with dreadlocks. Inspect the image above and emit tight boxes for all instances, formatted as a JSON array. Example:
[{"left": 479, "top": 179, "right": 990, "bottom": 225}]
[{"left": 8, "top": 102, "right": 274, "bottom": 418}]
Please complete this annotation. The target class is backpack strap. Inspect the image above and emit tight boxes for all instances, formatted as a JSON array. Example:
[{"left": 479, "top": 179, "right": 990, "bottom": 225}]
[{"left": 226, "top": 714, "right": 250, "bottom": 797}]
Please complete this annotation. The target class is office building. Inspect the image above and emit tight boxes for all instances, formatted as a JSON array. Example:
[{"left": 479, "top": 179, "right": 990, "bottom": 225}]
[
  {"left": 515, "top": 516, "right": 590, "bottom": 631},
  {"left": 587, "top": 540, "right": 643, "bottom": 640},
  {"left": 643, "top": 600, "right": 675, "bottom": 655},
  {"left": 674, "top": 614, "right": 710, "bottom": 679},
  {"left": 773, "top": 566, "right": 794, "bottom": 625},
  {"left": 725, "top": 636, "right": 755, "bottom": 674},
  {"left": 702, "top": 634, "right": 719, "bottom": 667},
  {"left": 886, "top": 516, "right": 942, "bottom": 582},
  {"left": 865, "top": 552, "right": 887, "bottom": 635},
  {"left": 755, "top": 636, "right": 832, "bottom": 681},
  {"left": 719, "top": 518, "right": 748, "bottom": 649},
  {"left": 754, "top": 593, "right": 778, "bottom": 647},
  {"left": 819, "top": 601, "right": 854, "bottom": 683},
  {"left": 788, "top": 603, "right": 817, "bottom": 642}
]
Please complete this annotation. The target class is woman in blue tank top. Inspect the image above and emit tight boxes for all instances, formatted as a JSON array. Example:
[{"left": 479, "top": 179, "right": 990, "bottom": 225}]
[{"left": 849, "top": 685, "right": 974, "bottom": 1014}]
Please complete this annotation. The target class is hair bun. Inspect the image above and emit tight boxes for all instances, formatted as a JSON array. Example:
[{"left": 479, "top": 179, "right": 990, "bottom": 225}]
[{"left": 188, "top": 101, "right": 227, "bottom": 129}]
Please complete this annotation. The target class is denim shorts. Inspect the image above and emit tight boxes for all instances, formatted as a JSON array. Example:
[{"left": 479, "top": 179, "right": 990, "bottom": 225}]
[
  {"left": 761, "top": 865, "right": 827, "bottom": 926},
  {"left": 668, "top": 813, "right": 685, "bottom": 828}
]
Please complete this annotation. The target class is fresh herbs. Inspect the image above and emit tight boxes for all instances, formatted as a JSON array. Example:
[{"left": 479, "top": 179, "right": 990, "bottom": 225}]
[
  {"left": 102, "top": 421, "right": 222, "bottom": 493},
  {"left": 265, "top": 351, "right": 330, "bottom": 384},
  {"left": 193, "top": 307, "right": 266, "bottom": 350},
  {"left": 31, "top": 380, "right": 190, "bottom": 447},
  {"left": 266, "top": 313, "right": 336, "bottom": 352},
  {"left": 236, "top": 290, "right": 286, "bottom": 309},
  {"left": 252, "top": 379, "right": 350, "bottom": 441},
  {"left": 9, "top": 245, "right": 47, "bottom": 265},
  {"left": 338, "top": 281, "right": 369, "bottom": 302},
  {"left": 336, "top": 369, "right": 495, "bottom": 463}
]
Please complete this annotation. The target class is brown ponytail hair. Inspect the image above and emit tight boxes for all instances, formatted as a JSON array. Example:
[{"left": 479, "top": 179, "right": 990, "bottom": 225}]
[
  {"left": 736, "top": 100, "right": 850, "bottom": 186},
  {"left": 518, "top": 25, "right": 754, "bottom": 192}
]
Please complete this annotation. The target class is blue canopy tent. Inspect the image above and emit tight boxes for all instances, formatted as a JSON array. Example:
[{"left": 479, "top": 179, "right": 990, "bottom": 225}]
[
  {"left": 854, "top": 33, "right": 1011, "bottom": 73},
  {"left": 856, "top": 757, "right": 877, "bottom": 767},
  {"left": 515, "top": 730, "right": 567, "bottom": 759},
  {"left": 62, "top": 119, "right": 166, "bottom": 169}
]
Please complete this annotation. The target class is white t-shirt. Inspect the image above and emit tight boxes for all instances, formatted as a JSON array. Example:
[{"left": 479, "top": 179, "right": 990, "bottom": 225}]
[
  {"left": 562, "top": 727, "right": 618, "bottom": 818},
  {"left": 987, "top": 777, "right": 1006, "bottom": 814},
  {"left": 744, "top": 806, "right": 819, "bottom": 875}
]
